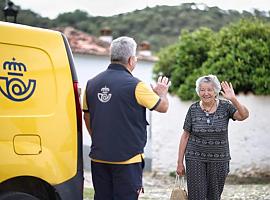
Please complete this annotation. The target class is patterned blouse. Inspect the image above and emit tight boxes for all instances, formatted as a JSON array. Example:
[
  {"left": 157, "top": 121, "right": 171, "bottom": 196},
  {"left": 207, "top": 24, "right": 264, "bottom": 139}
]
[{"left": 184, "top": 99, "right": 237, "bottom": 162}]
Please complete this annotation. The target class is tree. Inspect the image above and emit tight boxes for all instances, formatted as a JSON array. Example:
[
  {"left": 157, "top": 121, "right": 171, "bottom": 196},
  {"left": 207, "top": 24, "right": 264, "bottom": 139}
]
[
  {"left": 16, "top": 10, "right": 52, "bottom": 28},
  {"left": 54, "top": 9, "right": 89, "bottom": 26},
  {"left": 201, "top": 19, "right": 270, "bottom": 95},
  {"left": 1, "top": 2, "right": 270, "bottom": 53},
  {"left": 154, "top": 19, "right": 270, "bottom": 100},
  {"left": 154, "top": 27, "right": 215, "bottom": 95},
  {"left": 0, "top": 0, "right": 5, "bottom": 20}
]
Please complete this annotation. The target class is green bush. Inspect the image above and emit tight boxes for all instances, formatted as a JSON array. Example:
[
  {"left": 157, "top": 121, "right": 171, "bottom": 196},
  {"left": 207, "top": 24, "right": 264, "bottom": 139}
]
[
  {"left": 201, "top": 19, "right": 270, "bottom": 95},
  {"left": 154, "top": 19, "right": 270, "bottom": 100},
  {"left": 154, "top": 27, "right": 215, "bottom": 94},
  {"left": 153, "top": 43, "right": 179, "bottom": 92}
]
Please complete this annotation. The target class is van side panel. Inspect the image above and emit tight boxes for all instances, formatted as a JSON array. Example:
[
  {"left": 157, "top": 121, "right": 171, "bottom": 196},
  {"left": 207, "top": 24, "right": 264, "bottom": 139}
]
[
  {"left": 0, "top": 22, "right": 78, "bottom": 185},
  {"left": 53, "top": 34, "right": 84, "bottom": 200}
]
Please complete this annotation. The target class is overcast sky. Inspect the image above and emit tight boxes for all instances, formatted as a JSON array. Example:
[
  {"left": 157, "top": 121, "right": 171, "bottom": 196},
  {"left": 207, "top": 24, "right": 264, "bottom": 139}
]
[{"left": 11, "top": 0, "right": 270, "bottom": 19}]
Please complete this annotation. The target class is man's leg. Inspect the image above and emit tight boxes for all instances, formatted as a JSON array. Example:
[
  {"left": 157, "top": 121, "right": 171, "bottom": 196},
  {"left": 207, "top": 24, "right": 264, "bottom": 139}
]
[
  {"left": 91, "top": 161, "right": 113, "bottom": 200},
  {"left": 112, "top": 162, "right": 143, "bottom": 200}
]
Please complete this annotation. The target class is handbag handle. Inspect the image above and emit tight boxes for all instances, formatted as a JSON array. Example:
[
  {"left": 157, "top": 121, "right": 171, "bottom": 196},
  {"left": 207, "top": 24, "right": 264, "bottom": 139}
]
[{"left": 174, "top": 174, "right": 186, "bottom": 189}]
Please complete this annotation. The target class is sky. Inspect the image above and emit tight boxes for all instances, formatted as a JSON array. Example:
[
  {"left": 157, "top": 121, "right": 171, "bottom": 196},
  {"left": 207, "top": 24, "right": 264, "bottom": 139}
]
[{"left": 11, "top": 0, "right": 270, "bottom": 19}]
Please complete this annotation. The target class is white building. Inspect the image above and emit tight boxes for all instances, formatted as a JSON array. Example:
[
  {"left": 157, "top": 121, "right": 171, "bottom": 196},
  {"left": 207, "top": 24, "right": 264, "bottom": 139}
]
[
  {"left": 60, "top": 27, "right": 270, "bottom": 176},
  {"left": 57, "top": 27, "right": 157, "bottom": 171}
]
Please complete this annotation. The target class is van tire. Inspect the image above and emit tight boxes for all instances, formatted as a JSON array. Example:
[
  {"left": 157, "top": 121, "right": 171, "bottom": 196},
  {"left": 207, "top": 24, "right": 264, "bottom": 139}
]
[{"left": 0, "top": 192, "right": 40, "bottom": 200}]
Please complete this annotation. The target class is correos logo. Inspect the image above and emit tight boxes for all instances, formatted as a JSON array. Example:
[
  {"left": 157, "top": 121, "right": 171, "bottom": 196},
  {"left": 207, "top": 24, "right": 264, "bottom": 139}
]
[
  {"left": 97, "top": 86, "right": 112, "bottom": 103},
  {"left": 0, "top": 58, "right": 36, "bottom": 102}
]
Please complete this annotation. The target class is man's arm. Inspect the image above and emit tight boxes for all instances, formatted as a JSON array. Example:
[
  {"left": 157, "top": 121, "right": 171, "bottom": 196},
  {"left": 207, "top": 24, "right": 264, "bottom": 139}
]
[
  {"left": 82, "top": 88, "right": 92, "bottom": 136},
  {"left": 135, "top": 76, "right": 171, "bottom": 113},
  {"left": 151, "top": 76, "right": 170, "bottom": 113},
  {"left": 154, "top": 95, "right": 168, "bottom": 113},
  {"left": 83, "top": 112, "right": 92, "bottom": 136}
]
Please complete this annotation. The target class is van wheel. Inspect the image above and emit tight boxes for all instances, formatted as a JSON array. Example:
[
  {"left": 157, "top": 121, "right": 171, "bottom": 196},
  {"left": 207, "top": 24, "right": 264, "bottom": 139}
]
[{"left": 0, "top": 192, "right": 40, "bottom": 200}]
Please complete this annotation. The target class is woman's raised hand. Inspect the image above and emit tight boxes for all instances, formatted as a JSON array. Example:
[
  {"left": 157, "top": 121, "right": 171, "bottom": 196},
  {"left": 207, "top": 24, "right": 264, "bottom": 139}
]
[{"left": 221, "top": 81, "right": 236, "bottom": 101}]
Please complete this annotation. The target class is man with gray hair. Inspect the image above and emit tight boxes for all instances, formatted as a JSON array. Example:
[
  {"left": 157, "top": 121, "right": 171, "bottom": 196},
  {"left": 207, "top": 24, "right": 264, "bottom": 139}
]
[{"left": 83, "top": 36, "right": 171, "bottom": 199}]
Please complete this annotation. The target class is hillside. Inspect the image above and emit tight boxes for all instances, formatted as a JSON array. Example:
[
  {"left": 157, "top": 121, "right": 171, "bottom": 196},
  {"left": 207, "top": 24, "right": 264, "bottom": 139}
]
[{"left": 1, "top": 0, "right": 269, "bottom": 51}]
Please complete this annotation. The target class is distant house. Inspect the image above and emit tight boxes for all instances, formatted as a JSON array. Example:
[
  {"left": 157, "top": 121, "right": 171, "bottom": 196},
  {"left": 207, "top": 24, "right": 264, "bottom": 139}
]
[
  {"left": 56, "top": 27, "right": 158, "bottom": 171},
  {"left": 55, "top": 26, "right": 158, "bottom": 85}
]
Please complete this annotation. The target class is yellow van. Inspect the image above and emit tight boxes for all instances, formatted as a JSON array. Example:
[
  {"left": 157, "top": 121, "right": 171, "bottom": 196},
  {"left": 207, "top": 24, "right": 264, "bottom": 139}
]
[{"left": 0, "top": 22, "right": 83, "bottom": 200}]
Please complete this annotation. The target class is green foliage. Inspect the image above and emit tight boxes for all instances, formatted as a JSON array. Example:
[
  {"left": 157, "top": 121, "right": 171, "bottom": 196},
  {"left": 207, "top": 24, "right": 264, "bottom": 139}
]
[
  {"left": 0, "top": 1, "right": 53, "bottom": 28},
  {"left": 169, "top": 171, "right": 177, "bottom": 178},
  {"left": 154, "top": 19, "right": 270, "bottom": 100},
  {"left": 202, "top": 19, "right": 270, "bottom": 95},
  {"left": 84, "top": 188, "right": 94, "bottom": 199},
  {"left": 174, "top": 28, "right": 215, "bottom": 93},
  {"left": 0, "top": 0, "right": 4, "bottom": 20},
  {"left": 177, "top": 68, "right": 210, "bottom": 101},
  {"left": 1, "top": 2, "right": 270, "bottom": 52},
  {"left": 54, "top": 10, "right": 89, "bottom": 26},
  {"left": 153, "top": 43, "right": 178, "bottom": 79},
  {"left": 154, "top": 27, "right": 215, "bottom": 96},
  {"left": 16, "top": 10, "right": 53, "bottom": 28}
]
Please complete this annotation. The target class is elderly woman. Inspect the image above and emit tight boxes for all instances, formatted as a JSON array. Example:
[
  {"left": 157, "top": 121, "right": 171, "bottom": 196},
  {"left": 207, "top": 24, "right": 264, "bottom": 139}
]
[{"left": 176, "top": 75, "right": 249, "bottom": 200}]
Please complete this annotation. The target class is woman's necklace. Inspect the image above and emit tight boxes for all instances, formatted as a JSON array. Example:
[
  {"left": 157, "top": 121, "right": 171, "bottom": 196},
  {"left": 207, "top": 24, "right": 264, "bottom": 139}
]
[
  {"left": 200, "top": 100, "right": 217, "bottom": 125},
  {"left": 201, "top": 100, "right": 216, "bottom": 113}
]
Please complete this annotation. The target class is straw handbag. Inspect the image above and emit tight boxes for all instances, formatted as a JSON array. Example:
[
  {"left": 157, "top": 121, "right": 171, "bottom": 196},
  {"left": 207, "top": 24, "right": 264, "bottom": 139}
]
[{"left": 170, "top": 175, "right": 188, "bottom": 200}]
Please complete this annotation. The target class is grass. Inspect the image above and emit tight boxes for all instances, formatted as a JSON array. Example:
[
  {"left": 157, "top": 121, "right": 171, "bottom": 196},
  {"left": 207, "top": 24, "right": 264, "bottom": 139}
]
[
  {"left": 169, "top": 171, "right": 270, "bottom": 184},
  {"left": 225, "top": 175, "right": 270, "bottom": 185},
  {"left": 84, "top": 188, "right": 94, "bottom": 199}
]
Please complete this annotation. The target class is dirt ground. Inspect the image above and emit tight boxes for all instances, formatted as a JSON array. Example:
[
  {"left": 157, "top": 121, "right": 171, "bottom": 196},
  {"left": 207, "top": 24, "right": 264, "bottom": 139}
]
[{"left": 84, "top": 171, "right": 270, "bottom": 200}]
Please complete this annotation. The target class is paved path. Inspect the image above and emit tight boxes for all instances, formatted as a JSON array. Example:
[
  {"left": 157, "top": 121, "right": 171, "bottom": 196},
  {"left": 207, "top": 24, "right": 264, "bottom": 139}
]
[
  {"left": 139, "top": 172, "right": 270, "bottom": 200},
  {"left": 84, "top": 171, "right": 270, "bottom": 200}
]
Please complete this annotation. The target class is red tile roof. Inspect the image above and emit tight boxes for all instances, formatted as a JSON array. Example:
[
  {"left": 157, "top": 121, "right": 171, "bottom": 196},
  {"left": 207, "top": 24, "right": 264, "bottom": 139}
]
[
  {"left": 54, "top": 26, "right": 110, "bottom": 56},
  {"left": 54, "top": 26, "right": 158, "bottom": 61}
]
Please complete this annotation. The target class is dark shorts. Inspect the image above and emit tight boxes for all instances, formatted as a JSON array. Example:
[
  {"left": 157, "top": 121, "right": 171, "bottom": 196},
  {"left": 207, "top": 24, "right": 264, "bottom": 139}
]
[{"left": 91, "top": 161, "right": 144, "bottom": 200}]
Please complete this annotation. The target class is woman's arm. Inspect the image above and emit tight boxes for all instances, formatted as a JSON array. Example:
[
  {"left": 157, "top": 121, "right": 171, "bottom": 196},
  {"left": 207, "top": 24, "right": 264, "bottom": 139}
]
[
  {"left": 230, "top": 97, "right": 249, "bottom": 121},
  {"left": 176, "top": 130, "right": 190, "bottom": 176},
  {"left": 221, "top": 81, "right": 249, "bottom": 121}
]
